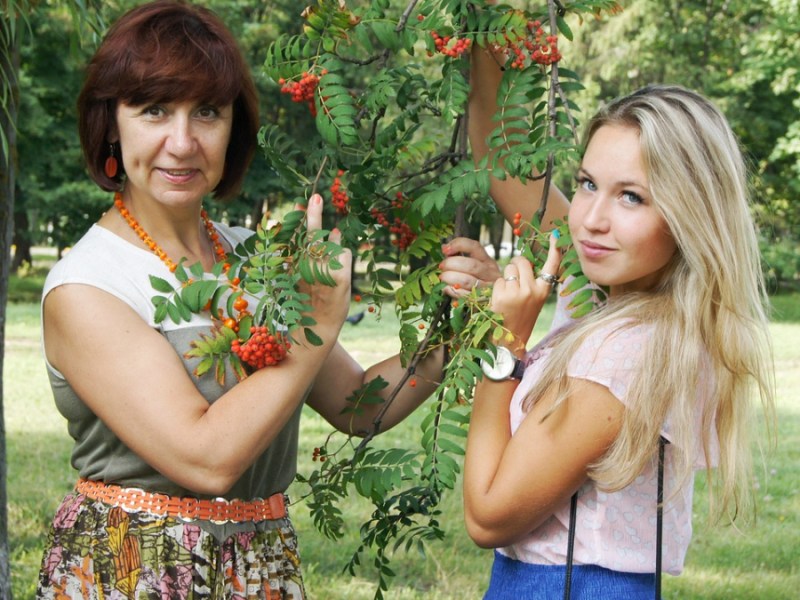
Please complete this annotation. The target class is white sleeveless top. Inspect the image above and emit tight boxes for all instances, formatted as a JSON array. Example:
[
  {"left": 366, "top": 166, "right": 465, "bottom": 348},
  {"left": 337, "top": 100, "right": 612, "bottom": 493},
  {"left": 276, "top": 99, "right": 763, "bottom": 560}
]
[{"left": 41, "top": 223, "right": 304, "bottom": 500}]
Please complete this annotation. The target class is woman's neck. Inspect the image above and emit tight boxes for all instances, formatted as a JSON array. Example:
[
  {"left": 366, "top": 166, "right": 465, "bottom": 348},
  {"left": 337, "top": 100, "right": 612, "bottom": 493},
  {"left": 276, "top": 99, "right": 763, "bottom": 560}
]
[{"left": 106, "top": 190, "right": 219, "bottom": 271}]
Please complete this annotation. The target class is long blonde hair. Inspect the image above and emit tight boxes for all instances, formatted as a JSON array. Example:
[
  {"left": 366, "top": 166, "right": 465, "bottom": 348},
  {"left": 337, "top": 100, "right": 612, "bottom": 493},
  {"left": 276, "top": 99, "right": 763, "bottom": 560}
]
[{"left": 526, "top": 85, "right": 775, "bottom": 522}]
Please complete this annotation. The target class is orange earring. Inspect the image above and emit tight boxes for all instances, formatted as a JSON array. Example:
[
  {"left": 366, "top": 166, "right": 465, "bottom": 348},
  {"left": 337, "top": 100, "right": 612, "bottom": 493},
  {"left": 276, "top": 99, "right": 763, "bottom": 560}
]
[{"left": 104, "top": 143, "right": 118, "bottom": 178}]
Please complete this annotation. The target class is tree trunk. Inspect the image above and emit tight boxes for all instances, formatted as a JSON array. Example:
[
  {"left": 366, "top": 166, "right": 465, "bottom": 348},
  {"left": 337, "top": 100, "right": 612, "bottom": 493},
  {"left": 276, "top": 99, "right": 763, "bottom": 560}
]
[
  {"left": 0, "top": 15, "right": 20, "bottom": 600},
  {"left": 10, "top": 201, "right": 31, "bottom": 272}
]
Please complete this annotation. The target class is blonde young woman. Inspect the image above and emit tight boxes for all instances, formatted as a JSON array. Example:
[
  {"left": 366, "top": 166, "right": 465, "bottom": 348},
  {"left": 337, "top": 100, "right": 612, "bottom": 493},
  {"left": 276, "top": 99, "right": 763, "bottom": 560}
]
[{"left": 451, "top": 46, "right": 775, "bottom": 599}]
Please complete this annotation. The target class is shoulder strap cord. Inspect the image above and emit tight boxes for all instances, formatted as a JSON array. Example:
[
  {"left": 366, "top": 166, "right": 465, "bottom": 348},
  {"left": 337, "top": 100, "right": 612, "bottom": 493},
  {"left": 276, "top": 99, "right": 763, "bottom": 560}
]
[
  {"left": 564, "top": 436, "right": 669, "bottom": 600},
  {"left": 564, "top": 491, "right": 579, "bottom": 600},
  {"left": 655, "top": 435, "right": 668, "bottom": 599}
]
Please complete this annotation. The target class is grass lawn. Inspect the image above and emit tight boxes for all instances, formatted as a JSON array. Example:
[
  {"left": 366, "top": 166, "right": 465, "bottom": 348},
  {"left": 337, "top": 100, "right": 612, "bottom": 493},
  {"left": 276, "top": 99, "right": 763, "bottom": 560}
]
[{"left": 5, "top": 292, "right": 800, "bottom": 599}]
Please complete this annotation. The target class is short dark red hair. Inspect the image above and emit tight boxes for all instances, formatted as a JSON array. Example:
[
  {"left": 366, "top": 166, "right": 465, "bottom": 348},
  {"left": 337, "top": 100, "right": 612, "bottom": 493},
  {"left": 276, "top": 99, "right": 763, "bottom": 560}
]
[{"left": 78, "top": 0, "right": 259, "bottom": 200}]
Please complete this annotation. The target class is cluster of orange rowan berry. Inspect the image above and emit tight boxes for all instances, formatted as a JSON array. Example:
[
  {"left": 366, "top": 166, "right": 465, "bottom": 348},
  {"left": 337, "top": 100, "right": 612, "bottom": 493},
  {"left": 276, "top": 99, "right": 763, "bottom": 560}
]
[
  {"left": 369, "top": 192, "right": 418, "bottom": 251},
  {"left": 390, "top": 221, "right": 416, "bottom": 250},
  {"left": 390, "top": 191, "right": 407, "bottom": 210},
  {"left": 430, "top": 31, "right": 472, "bottom": 58},
  {"left": 330, "top": 170, "right": 349, "bottom": 215},
  {"left": 214, "top": 287, "right": 249, "bottom": 332},
  {"left": 231, "top": 327, "right": 290, "bottom": 369},
  {"left": 278, "top": 70, "right": 326, "bottom": 116},
  {"left": 312, "top": 446, "right": 327, "bottom": 462},
  {"left": 512, "top": 211, "right": 524, "bottom": 237},
  {"left": 504, "top": 20, "right": 561, "bottom": 69}
]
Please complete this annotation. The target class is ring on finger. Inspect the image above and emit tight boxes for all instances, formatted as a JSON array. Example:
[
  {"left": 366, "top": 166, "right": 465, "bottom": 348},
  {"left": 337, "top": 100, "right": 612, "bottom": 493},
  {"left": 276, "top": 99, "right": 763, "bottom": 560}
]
[
  {"left": 504, "top": 275, "right": 519, "bottom": 282},
  {"left": 537, "top": 272, "right": 558, "bottom": 286},
  {"left": 306, "top": 241, "right": 326, "bottom": 260}
]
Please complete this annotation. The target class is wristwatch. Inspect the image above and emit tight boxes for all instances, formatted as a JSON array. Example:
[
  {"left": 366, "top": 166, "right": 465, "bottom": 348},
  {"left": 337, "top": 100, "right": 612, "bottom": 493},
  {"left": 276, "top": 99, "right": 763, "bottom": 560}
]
[{"left": 480, "top": 345, "right": 526, "bottom": 381}]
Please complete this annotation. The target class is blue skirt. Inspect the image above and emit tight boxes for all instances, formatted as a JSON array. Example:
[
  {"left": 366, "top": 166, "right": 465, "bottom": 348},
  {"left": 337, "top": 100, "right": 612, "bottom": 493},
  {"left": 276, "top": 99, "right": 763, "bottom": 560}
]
[{"left": 484, "top": 551, "right": 656, "bottom": 599}]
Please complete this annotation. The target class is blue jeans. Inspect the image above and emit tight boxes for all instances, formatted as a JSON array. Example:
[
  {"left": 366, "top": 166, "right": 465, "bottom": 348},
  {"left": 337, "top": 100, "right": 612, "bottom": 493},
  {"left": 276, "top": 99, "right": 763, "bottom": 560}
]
[{"left": 484, "top": 551, "right": 657, "bottom": 599}]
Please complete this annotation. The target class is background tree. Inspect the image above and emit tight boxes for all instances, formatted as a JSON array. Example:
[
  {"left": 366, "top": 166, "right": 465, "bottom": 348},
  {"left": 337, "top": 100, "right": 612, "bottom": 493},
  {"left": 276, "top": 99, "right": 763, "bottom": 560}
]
[
  {"left": 0, "top": 6, "right": 20, "bottom": 595},
  {"left": 1, "top": 3, "right": 104, "bottom": 596},
  {"left": 16, "top": 7, "right": 104, "bottom": 261}
]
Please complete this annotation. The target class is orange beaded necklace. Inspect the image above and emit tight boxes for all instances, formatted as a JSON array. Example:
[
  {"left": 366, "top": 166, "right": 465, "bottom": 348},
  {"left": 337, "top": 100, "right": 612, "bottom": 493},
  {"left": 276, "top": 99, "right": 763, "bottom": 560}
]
[{"left": 113, "top": 191, "right": 228, "bottom": 273}]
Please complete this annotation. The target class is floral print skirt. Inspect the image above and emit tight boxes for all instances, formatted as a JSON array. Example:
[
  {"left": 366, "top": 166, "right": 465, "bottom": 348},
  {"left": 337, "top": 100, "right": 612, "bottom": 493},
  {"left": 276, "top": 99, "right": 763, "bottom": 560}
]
[{"left": 37, "top": 491, "right": 306, "bottom": 599}]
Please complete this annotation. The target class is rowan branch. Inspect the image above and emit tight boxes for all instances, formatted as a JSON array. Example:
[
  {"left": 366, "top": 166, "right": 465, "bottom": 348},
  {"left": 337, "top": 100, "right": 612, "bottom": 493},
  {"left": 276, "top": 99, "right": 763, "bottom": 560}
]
[
  {"left": 355, "top": 296, "right": 451, "bottom": 449},
  {"left": 537, "top": 0, "right": 561, "bottom": 223}
]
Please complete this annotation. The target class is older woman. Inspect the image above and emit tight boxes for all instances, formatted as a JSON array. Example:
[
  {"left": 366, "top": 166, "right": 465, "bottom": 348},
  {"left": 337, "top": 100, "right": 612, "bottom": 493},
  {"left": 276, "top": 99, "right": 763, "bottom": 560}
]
[{"left": 37, "top": 2, "right": 445, "bottom": 597}]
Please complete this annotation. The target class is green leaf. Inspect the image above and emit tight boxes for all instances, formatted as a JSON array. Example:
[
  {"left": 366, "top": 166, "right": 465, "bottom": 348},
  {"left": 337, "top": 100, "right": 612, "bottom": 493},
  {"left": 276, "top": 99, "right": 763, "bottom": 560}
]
[
  {"left": 173, "top": 261, "right": 189, "bottom": 283},
  {"left": 166, "top": 302, "right": 182, "bottom": 324},
  {"left": 150, "top": 275, "right": 175, "bottom": 294},
  {"left": 175, "top": 295, "right": 193, "bottom": 322},
  {"left": 562, "top": 275, "right": 590, "bottom": 295},
  {"left": 304, "top": 327, "right": 324, "bottom": 346},
  {"left": 189, "top": 261, "right": 205, "bottom": 279},
  {"left": 437, "top": 437, "right": 465, "bottom": 456},
  {"left": 194, "top": 356, "right": 214, "bottom": 377},
  {"left": 556, "top": 16, "right": 574, "bottom": 41},
  {"left": 567, "top": 288, "right": 594, "bottom": 309},
  {"left": 570, "top": 300, "right": 596, "bottom": 319},
  {"left": 154, "top": 301, "right": 168, "bottom": 324},
  {"left": 471, "top": 320, "right": 492, "bottom": 347},
  {"left": 371, "top": 20, "right": 401, "bottom": 50}
]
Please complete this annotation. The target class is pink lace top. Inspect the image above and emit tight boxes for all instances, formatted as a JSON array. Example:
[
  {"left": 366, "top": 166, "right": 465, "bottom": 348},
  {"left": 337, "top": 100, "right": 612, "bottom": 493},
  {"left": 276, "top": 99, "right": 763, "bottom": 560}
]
[{"left": 497, "top": 295, "right": 718, "bottom": 575}]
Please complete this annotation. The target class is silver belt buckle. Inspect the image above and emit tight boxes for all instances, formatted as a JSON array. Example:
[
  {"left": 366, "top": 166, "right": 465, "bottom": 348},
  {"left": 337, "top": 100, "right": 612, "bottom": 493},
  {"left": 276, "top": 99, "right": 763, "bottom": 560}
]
[{"left": 210, "top": 497, "right": 231, "bottom": 525}]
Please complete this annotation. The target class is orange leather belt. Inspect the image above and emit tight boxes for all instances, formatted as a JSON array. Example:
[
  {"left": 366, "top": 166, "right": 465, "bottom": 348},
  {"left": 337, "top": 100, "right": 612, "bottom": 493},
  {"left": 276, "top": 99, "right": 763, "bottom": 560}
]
[{"left": 75, "top": 478, "right": 287, "bottom": 524}]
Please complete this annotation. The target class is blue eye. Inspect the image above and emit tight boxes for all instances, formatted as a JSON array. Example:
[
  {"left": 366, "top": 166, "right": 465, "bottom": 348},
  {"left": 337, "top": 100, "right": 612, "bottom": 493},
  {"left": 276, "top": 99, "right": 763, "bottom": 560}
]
[
  {"left": 622, "top": 191, "right": 643, "bottom": 205},
  {"left": 574, "top": 175, "right": 596, "bottom": 192}
]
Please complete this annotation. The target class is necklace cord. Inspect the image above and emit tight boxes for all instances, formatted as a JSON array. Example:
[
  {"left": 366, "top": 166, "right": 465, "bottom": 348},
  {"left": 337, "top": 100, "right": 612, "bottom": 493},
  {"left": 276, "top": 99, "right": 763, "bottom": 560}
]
[{"left": 113, "top": 191, "right": 227, "bottom": 272}]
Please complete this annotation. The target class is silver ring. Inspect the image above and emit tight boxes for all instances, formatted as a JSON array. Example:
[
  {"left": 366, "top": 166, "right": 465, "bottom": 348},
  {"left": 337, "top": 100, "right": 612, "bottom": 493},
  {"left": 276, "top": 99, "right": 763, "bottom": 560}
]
[
  {"left": 504, "top": 275, "right": 519, "bottom": 282},
  {"left": 537, "top": 272, "right": 558, "bottom": 286}
]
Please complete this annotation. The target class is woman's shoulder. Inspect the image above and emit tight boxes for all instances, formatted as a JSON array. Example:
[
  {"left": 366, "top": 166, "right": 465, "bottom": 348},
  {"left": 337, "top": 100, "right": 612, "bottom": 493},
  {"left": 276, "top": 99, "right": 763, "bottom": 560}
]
[
  {"left": 565, "top": 318, "right": 654, "bottom": 401},
  {"left": 575, "top": 317, "right": 654, "bottom": 363},
  {"left": 42, "top": 225, "right": 165, "bottom": 323},
  {"left": 45, "top": 225, "right": 128, "bottom": 289}
]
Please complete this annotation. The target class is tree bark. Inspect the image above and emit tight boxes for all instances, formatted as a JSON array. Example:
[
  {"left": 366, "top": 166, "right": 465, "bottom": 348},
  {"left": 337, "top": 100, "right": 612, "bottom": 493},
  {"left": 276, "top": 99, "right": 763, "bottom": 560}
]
[
  {"left": 0, "top": 14, "right": 20, "bottom": 600},
  {"left": 10, "top": 201, "right": 31, "bottom": 272}
]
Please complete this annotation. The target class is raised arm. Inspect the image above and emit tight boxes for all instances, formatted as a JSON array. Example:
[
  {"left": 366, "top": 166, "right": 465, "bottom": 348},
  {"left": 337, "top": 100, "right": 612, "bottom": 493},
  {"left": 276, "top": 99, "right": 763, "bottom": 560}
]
[{"left": 469, "top": 43, "right": 570, "bottom": 228}]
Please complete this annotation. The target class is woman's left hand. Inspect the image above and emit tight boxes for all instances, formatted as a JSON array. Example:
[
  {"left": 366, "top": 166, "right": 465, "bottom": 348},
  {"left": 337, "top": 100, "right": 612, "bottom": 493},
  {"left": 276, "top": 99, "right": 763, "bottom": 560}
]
[
  {"left": 439, "top": 237, "right": 502, "bottom": 297},
  {"left": 297, "top": 194, "right": 352, "bottom": 336},
  {"left": 490, "top": 232, "right": 561, "bottom": 351}
]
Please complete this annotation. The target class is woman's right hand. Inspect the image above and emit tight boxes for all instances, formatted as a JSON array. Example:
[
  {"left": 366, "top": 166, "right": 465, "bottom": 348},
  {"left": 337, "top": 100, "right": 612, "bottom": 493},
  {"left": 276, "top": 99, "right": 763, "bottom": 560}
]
[
  {"left": 489, "top": 231, "right": 561, "bottom": 351},
  {"left": 299, "top": 193, "right": 352, "bottom": 336}
]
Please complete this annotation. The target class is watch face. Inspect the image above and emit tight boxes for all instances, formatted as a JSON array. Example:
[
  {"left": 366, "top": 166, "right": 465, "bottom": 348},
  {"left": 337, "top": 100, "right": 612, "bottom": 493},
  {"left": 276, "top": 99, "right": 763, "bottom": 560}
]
[{"left": 481, "top": 346, "right": 515, "bottom": 381}]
